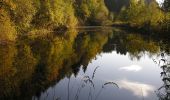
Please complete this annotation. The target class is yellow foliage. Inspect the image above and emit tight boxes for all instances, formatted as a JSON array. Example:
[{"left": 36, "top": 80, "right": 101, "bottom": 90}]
[
  {"left": 12, "top": 0, "right": 37, "bottom": 29},
  {"left": 78, "top": 0, "right": 109, "bottom": 24},
  {"left": 0, "top": 9, "right": 16, "bottom": 41}
]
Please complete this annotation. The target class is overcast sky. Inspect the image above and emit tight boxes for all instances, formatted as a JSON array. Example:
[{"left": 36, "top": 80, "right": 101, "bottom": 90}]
[{"left": 156, "top": 0, "right": 164, "bottom": 4}]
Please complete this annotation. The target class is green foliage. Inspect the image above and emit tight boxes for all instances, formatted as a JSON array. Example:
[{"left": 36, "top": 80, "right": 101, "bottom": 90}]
[
  {"left": 118, "top": 0, "right": 164, "bottom": 30},
  {"left": 1, "top": 0, "right": 79, "bottom": 30},
  {"left": 76, "top": 0, "right": 109, "bottom": 25},
  {"left": 50, "top": 0, "right": 78, "bottom": 27},
  {"left": 119, "top": 0, "right": 147, "bottom": 24},
  {"left": 0, "top": 0, "right": 78, "bottom": 40},
  {"left": 2, "top": 0, "right": 170, "bottom": 42},
  {"left": 148, "top": 2, "right": 164, "bottom": 30},
  {"left": 33, "top": 0, "right": 78, "bottom": 28}
]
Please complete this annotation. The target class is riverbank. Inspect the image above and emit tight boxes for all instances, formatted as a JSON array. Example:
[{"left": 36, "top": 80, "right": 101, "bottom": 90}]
[{"left": 111, "top": 22, "right": 170, "bottom": 35}]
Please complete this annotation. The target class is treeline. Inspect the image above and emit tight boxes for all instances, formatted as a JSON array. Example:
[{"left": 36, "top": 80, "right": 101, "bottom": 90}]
[
  {"left": 115, "top": 0, "right": 170, "bottom": 33},
  {"left": 0, "top": 0, "right": 170, "bottom": 41},
  {"left": 0, "top": 0, "right": 109, "bottom": 41}
]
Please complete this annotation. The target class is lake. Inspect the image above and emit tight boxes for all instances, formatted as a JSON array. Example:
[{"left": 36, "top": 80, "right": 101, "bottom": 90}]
[{"left": 0, "top": 27, "right": 170, "bottom": 100}]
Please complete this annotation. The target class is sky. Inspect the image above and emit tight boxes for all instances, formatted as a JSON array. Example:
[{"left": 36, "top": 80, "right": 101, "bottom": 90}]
[{"left": 156, "top": 0, "right": 164, "bottom": 4}]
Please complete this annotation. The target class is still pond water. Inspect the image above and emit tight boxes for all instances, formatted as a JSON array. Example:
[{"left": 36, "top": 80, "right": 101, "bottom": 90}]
[{"left": 0, "top": 27, "right": 170, "bottom": 100}]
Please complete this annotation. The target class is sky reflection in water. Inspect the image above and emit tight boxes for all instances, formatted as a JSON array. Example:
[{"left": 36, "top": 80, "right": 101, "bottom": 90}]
[
  {"left": 37, "top": 51, "right": 162, "bottom": 100},
  {"left": 119, "top": 65, "right": 142, "bottom": 72},
  {"left": 32, "top": 28, "right": 167, "bottom": 100},
  {"left": 0, "top": 28, "right": 169, "bottom": 100},
  {"left": 117, "top": 79, "right": 155, "bottom": 97}
]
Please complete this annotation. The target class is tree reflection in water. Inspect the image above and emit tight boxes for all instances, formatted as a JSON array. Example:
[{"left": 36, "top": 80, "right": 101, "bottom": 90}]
[{"left": 0, "top": 28, "right": 170, "bottom": 100}]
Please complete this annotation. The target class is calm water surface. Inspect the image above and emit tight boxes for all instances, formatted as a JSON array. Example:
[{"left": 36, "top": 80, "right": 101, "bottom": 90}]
[{"left": 0, "top": 27, "right": 170, "bottom": 100}]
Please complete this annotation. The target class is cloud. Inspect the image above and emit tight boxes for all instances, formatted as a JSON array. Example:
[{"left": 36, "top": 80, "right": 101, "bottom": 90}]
[
  {"left": 117, "top": 79, "right": 155, "bottom": 97},
  {"left": 119, "top": 65, "right": 142, "bottom": 72}
]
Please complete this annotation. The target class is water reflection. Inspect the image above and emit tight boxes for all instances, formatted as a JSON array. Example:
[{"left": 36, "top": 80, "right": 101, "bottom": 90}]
[
  {"left": 119, "top": 65, "right": 142, "bottom": 72},
  {"left": 0, "top": 27, "right": 169, "bottom": 100},
  {"left": 117, "top": 79, "right": 155, "bottom": 97}
]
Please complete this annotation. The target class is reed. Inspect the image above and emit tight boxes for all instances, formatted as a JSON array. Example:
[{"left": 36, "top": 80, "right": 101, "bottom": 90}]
[{"left": 66, "top": 66, "right": 119, "bottom": 100}]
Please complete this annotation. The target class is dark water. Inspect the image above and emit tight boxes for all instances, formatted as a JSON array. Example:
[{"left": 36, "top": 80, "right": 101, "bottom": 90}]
[{"left": 0, "top": 27, "right": 170, "bottom": 100}]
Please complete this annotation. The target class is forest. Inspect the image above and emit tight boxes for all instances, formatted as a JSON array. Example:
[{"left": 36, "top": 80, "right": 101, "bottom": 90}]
[
  {"left": 1, "top": 0, "right": 170, "bottom": 100},
  {"left": 0, "top": 0, "right": 170, "bottom": 41}
]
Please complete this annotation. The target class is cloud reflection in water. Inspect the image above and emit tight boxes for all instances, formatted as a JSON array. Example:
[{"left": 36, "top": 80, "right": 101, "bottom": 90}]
[
  {"left": 119, "top": 65, "right": 142, "bottom": 72},
  {"left": 117, "top": 79, "right": 155, "bottom": 97}
]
